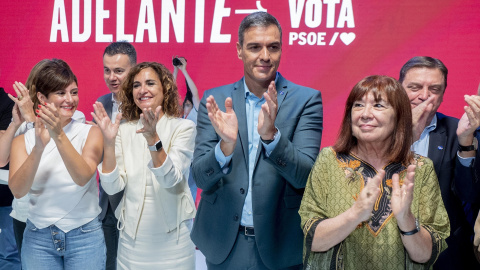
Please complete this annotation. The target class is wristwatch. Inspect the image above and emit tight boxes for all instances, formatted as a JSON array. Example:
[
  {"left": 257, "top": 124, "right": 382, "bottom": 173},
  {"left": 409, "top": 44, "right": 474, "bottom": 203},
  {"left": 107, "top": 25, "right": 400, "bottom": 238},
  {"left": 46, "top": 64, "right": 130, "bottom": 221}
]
[
  {"left": 458, "top": 137, "right": 478, "bottom": 152},
  {"left": 25, "top": 122, "right": 35, "bottom": 130},
  {"left": 261, "top": 129, "right": 278, "bottom": 145},
  {"left": 148, "top": 139, "right": 163, "bottom": 152},
  {"left": 398, "top": 218, "right": 420, "bottom": 236}
]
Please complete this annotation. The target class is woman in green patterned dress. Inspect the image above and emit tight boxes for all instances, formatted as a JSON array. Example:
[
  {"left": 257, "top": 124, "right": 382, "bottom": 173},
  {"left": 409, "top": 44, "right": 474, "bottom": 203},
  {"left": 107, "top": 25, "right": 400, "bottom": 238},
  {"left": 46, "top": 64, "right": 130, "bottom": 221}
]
[{"left": 299, "top": 75, "right": 450, "bottom": 270}]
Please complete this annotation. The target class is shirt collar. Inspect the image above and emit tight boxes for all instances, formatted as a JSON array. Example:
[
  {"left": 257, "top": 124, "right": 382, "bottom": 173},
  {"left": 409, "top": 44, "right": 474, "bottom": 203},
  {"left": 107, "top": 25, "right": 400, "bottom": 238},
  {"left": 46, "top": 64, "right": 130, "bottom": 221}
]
[
  {"left": 243, "top": 72, "right": 279, "bottom": 98},
  {"left": 426, "top": 114, "right": 437, "bottom": 132},
  {"left": 111, "top": 93, "right": 118, "bottom": 104}
]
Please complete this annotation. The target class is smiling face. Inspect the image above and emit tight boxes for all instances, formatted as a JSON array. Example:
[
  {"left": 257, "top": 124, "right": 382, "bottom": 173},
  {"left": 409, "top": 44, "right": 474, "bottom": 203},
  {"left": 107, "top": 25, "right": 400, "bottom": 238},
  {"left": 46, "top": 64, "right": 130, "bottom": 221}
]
[
  {"left": 236, "top": 25, "right": 281, "bottom": 90},
  {"left": 132, "top": 67, "right": 164, "bottom": 113},
  {"left": 351, "top": 92, "right": 396, "bottom": 146},
  {"left": 103, "top": 53, "right": 133, "bottom": 96},
  {"left": 38, "top": 81, "right": 79, "bottom": 123}
]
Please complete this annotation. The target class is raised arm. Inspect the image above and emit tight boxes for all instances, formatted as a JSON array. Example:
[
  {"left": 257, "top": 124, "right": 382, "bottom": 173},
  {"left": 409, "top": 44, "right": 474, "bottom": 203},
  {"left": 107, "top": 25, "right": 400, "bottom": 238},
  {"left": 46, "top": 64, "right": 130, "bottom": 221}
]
[
  {"left": 8, "top": 117, "right": 50, "bottom": 198},
  {"left": 454, "top": 95, "right": 480, "bottom": 203},
  {"left": 177, "top": 57, "right": 200, "bottom": 109},
  {"left": 307, "top": 168, "right": 383, "bottom": 252},
  {"left": 391, "top": 165, "right": 433, "bottom": 263},
  {"left": 38, "top": 103, "right": 103, "bottom": 186},
  {"left": 262, "top": 88, "right": 323, "bottom": 189},
  {"left": 0, "top": 82, "right": 36, "bottom": 166},
  {"left": 191, "top": 94, "right": 238, "bottom": 191},
  {"left": 0, "top": 105, "right": 18, "bottom": 167},
  {"left": 148, "top": 115, "right": 196, "bottom": 188},
  {"left": 91, "top": 101, "right": 121, "bottom": 174}
]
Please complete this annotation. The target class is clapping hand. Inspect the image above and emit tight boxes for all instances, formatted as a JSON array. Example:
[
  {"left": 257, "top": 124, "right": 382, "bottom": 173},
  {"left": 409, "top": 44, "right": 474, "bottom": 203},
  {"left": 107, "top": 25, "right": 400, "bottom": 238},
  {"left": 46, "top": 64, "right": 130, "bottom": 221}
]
[
  {"left": 137, "top": 106, "right": 162, "bottom": 145},
  {"left": 206, "top": 96, "right": 238, "bottom": 156},
  {"left": 457, "top": 95, "right": 480, "bottom": 145},
  {"left": 352, "top": 169, "right": 384, "bottom": 222},
  {"left": 91, "top": 102, "right": 122, "bottom": 143},
  {"left": 258, "top": 81, "right": 278, "bottom": 140},
  {"left": 36, "top": 102, "right": 64, "bottom": 139},
  {"left": 34, "top": 113, "right": 50, "bottom": 150},
  {"left": 9, "top": 81, "right": 35, "bottom": 123},
  {"left": 11, "top": 104, "right": 24, "bottom": 127},
  {"left": 391, "top": 165, "right": 416, "bottom": 228}
]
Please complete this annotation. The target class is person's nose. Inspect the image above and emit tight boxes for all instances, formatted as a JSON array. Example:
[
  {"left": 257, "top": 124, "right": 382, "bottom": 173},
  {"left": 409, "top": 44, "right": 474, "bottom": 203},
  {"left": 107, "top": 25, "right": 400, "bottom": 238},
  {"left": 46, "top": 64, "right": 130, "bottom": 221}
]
[
  {"left": 108, "top": 72, "right": 115, "bottom": 82},
  {"left": 138, "top": 84, "right": 147, "bottom": 94},
  {"left": 64, "top": 92, "right": 73, "bottom": 103},
  {"left": 418, "top": 87, "right": 429, "bottom": 101},
  {"left": 361, "top": 105, "right": 372, "bottom": 119},
  {"left": 259, "top": 47, "right": 270, "bottom": 61}
]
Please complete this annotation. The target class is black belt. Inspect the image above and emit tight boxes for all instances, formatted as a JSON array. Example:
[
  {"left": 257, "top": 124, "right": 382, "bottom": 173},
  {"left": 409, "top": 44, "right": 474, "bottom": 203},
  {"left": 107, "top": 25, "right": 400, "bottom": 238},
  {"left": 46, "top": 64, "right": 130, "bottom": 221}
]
[{"left": 239, "top": 225, "right": 255, "bottom": 236}]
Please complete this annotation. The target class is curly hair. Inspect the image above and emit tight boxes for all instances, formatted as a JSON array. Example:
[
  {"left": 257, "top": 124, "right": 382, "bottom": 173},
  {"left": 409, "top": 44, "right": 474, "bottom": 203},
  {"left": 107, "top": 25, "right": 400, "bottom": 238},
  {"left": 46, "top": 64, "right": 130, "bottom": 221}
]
[{"left": 119, "top": 62, "right": 180, "bottom": 121}]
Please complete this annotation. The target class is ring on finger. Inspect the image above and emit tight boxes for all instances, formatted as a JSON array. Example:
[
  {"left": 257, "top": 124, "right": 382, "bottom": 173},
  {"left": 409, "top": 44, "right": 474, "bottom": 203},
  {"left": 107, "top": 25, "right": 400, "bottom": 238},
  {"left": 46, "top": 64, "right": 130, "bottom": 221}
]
[{"left": 18, "top": 95, "right": 23, "bottom": 101}]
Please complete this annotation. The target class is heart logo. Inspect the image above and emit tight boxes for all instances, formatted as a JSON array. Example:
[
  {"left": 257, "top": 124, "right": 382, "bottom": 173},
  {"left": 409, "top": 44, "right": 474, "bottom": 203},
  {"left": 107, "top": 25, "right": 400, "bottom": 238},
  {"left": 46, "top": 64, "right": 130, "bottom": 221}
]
[{"left": 340, "top": 32, "right": 356, "bottom": 45}]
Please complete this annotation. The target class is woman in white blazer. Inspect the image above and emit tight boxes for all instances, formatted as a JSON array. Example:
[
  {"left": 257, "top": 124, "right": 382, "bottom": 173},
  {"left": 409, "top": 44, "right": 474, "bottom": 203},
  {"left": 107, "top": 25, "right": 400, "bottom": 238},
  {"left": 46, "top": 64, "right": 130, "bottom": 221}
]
[{"left": 93, "top": 62, "right": 196, "bottom": 269}]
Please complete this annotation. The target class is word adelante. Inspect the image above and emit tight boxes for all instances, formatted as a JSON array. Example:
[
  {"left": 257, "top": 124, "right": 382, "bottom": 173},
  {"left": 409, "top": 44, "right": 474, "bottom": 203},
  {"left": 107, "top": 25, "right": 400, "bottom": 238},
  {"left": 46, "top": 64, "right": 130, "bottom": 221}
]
[{"left": 50, "top": 0, "right": 355, "bottom": 44}]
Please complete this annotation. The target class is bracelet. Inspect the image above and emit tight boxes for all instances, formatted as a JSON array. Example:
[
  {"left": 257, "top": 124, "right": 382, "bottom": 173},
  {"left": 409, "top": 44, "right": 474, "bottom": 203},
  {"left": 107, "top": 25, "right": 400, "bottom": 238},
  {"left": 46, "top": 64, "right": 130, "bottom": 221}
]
[
  {"left": 398, "top": 218, "right": 420, "bottom": 236},
  {"left": 261, "top": 129, "right": 278, "bottom": 145}
]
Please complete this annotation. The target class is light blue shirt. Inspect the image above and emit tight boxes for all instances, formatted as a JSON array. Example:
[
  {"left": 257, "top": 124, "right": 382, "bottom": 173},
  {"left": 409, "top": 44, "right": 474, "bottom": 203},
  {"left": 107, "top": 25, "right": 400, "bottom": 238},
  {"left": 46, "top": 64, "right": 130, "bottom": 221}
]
[
  {"left": 411, "top": 114, "right": 473, "bottom": 166},
  {"left": 214, "top": 76, "right": 280, "bottom": 227}
]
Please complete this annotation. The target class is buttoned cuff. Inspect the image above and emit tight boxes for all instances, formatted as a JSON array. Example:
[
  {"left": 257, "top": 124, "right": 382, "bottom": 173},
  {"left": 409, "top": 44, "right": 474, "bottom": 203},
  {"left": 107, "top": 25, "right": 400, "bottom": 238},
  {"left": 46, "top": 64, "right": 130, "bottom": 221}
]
[
  {"left": 261, "top": 129, "right": 281, "bottom": 157},
  {"left": 457, "top": 153, "right": 475, "bottom": 167}
]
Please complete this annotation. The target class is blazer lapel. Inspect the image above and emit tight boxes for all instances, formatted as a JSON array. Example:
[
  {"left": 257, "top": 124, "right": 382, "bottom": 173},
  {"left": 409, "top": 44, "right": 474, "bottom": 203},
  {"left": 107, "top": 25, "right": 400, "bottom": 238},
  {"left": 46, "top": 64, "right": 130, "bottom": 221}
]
[
  {"left": 232, "top": 80, "right": 249, "bottom": 165},
  {"left": 104, "top": 96, "right": 114, "bottom": 119},
  {"left": 275, "top": 73, "right": 288, "bottom": 112},
  {"left": 428, "top": 122, "right": 447, "bottom": 173}
]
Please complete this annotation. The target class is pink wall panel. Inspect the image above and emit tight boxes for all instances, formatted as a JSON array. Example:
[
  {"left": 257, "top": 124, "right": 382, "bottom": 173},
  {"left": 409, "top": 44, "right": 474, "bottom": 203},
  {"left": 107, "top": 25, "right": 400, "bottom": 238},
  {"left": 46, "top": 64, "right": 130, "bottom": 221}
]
[{"left": 1, "top": 0, "right": 479, "bottom": 146}]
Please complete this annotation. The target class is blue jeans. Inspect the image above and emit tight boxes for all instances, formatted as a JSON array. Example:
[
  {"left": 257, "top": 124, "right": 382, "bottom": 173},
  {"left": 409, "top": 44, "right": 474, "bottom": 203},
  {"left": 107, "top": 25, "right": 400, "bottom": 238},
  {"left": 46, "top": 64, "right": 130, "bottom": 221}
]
[
  {"left": 22, "top": 217, "right": 106, "bottom": 270},
  {"left": 0, "top": 206, "right": 21, "bottom": 270}
]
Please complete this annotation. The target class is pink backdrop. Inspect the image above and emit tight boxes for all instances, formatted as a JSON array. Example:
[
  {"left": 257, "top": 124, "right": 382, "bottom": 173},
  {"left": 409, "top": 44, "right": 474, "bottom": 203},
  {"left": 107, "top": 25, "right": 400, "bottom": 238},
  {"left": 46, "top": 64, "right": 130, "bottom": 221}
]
[{"left": 1, "top": 0, "right": 479, "bottom": 146}]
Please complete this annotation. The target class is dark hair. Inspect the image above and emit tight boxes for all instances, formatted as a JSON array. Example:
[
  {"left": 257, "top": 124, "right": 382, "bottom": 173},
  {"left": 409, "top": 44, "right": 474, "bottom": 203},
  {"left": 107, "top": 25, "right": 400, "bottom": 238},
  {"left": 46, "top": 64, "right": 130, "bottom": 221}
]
[
  {"left": 399, "top": 56, "right": 448, "bottom": 89},
  {"left": 238, "top": 12, "right": 282, "bottom": 46},
  {"left": 103, "top": 41, "right": 137, "bottom": 65},
  {"left": 333, "top": 75, "right": 414, "bottom": 165},
  {"left": 27, "top": 59, "right": 78, "bottom": 111},
  {"left": 183, "top": 85, "right": 193, "bottom": 108},
  {"left": 119, "top": 62, "right": 180, "bottom": 121}
]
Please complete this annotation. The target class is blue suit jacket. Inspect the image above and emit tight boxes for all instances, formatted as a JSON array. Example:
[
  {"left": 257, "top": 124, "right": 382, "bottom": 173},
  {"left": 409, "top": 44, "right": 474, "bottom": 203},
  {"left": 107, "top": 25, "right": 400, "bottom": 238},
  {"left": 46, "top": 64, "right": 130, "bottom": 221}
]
[
  {"left": 191, "top": 74, "right": 323, "bottom": 269},
  {"left": 428, "top": 113, "right": 479, "bottom": 269},
  {"left": 454, "top": 128, "right": 480, "bottom": 204},
  {"left": 97, "top": 93, "right": 124, "bottom": 220}
]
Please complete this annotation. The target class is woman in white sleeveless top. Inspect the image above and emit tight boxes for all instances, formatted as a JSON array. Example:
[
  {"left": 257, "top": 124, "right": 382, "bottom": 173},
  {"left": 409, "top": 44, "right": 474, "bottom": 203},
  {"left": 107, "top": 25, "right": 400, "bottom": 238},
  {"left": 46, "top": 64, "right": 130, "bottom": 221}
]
[
  {"left": 93, "top": 62, "right": 196, "bottom": 269},
  {"left": 8, "top": 59, "right": 105, "bottom": 269}
]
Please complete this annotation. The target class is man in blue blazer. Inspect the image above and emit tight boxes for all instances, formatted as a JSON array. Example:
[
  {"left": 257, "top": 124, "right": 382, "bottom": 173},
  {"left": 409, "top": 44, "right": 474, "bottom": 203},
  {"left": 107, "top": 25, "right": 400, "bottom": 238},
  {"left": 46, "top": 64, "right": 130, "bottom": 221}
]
[
  {"left": 191, "top": 12, "right": 323, "bottom": 269},
  {"left": 96, "top": 41, "right": 136, "bottom": 270},
  {"left": 399, "top": 56, "right": 480, "bottom": 269}
]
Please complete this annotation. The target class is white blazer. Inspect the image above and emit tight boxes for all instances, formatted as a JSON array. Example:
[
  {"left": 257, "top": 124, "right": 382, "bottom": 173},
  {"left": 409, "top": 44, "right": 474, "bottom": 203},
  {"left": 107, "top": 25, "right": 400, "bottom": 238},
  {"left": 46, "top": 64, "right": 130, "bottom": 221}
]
[{"left": 98, "top": 115, "right": 196, "bottom": 239}]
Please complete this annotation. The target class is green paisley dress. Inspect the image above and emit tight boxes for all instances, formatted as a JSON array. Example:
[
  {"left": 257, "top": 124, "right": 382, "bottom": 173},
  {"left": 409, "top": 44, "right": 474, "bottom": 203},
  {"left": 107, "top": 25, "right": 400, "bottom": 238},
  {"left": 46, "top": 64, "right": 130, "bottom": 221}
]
[{"left": 299, "top": 147, "right": 450, "bottom": 270}]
